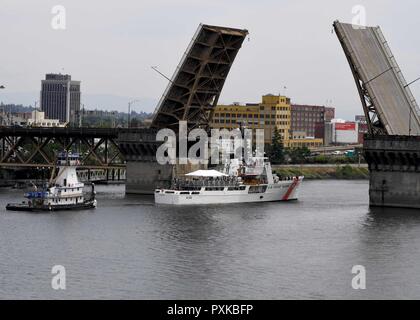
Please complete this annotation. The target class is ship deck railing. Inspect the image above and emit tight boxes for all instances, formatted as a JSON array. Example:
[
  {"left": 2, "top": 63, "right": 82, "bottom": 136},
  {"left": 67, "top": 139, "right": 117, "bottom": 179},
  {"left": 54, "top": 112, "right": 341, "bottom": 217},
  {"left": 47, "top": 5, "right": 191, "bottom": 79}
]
[{"left": 171, "top": 177, "right": 242, "bottom": 191}]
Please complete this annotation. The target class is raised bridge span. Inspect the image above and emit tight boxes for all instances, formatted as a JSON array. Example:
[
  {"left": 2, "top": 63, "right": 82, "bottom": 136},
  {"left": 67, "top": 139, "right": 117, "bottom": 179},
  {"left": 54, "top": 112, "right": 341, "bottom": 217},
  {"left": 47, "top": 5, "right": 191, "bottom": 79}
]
[
  {"left": 334, "top": 21, "right": 420, "bottom": 136},
  {"left": 151, "top": 24, "right": 248, "bottom": 131},
  {"left": 335, "top": 20, "right": 420, "bottom": 208}
]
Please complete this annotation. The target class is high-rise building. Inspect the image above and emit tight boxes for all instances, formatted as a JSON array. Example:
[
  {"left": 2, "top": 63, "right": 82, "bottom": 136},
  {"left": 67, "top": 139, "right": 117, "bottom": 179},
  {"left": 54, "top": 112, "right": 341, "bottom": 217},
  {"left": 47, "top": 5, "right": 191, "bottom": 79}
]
[{"left": 40, "top": 74, "right": 81, "bottom": 125}]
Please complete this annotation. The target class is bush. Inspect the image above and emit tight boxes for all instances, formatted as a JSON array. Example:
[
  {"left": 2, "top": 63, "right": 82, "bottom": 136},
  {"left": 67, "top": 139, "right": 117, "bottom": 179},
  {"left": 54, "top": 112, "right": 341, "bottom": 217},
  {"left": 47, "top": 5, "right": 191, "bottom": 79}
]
[{"left": 313, "top": 155, "right": 328, "bottom": 164}]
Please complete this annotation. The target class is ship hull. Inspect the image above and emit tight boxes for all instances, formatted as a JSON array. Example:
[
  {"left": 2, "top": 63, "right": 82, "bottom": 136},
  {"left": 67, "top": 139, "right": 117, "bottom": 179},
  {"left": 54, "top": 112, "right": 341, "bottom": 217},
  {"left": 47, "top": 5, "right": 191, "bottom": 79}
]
[
  {"left": 155, "top": 178, "right": 303, "bottom": 205},
  {"left": 6, "top": 200, "right": 97, "bottom": 212}
]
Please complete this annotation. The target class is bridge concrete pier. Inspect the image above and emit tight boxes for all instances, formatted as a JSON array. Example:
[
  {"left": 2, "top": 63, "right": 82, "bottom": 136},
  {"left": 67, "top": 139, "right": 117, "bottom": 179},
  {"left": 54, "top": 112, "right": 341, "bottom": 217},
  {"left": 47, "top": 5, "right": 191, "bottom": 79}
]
[
  {"left": 364, "top": 135, "right": 420, "bottom": 208},
  {"left": 125, "top": 161, "right": 172, "bottom": 194},
  {"left": 118, "top": 129, "right": 205, "bottom": 194}
]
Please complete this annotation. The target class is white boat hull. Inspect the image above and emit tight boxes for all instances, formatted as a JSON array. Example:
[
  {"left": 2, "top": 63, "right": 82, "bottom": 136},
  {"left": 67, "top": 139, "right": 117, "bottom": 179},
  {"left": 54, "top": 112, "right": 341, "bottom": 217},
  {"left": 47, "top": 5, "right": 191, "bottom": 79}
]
[{"left": 155, "top": 177, "right": 303, "bottom": 205}]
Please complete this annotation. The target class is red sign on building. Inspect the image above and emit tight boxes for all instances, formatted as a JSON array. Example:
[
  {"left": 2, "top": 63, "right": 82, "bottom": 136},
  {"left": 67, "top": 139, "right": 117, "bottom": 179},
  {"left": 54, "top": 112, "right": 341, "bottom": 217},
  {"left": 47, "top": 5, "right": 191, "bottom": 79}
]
[{"left": 335, "top": 122, "right": 356, "bottom": 131}]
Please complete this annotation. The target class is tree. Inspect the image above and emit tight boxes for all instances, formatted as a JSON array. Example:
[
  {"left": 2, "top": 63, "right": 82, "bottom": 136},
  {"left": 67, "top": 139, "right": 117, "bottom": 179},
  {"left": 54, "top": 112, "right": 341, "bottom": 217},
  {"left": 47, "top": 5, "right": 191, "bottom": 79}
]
[
  {"left": 130, "top": 118, "right": 140, "bottom": 128},
  {"left": 287, "top": 146, "right": 311, "bottom": 164},
  {"left": 268, "top": 127, "right": 284, "bottom": 164}
]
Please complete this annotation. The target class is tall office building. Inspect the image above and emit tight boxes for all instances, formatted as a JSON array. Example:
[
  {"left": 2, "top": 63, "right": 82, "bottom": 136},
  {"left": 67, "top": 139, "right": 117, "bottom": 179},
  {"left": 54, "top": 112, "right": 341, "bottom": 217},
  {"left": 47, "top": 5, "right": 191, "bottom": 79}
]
[{"left": 40, "top": 74, "right": 81, "bottom": 125}]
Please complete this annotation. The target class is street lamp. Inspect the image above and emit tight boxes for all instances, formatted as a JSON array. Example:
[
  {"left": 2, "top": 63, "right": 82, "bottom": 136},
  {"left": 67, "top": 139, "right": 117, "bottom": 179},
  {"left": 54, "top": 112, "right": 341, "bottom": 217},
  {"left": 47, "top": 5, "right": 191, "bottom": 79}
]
[{"left": 128, "top": 99, "right": 140, "bottom": 128}]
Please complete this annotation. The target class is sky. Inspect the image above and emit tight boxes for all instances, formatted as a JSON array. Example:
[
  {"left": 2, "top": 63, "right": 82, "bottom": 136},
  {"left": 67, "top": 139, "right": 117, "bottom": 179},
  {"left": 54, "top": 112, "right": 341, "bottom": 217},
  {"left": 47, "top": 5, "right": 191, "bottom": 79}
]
[{"left": 0, "top": 0, "right": 419, "bottom": 120}]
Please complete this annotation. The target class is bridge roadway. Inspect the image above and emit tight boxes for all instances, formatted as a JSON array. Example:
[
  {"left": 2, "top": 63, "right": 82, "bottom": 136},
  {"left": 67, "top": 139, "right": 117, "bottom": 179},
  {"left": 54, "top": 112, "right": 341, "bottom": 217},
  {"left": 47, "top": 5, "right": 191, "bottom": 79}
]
[{"left": 0, "top": 126, "right": 152, "bottom": 139}]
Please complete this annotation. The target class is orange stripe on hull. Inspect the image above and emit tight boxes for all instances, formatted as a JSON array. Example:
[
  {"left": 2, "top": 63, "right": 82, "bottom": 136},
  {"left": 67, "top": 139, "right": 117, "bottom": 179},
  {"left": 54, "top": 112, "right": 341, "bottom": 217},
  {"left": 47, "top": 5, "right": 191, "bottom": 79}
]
[{"left": 282, "top": 178, "right": 299, "bottom": 201}]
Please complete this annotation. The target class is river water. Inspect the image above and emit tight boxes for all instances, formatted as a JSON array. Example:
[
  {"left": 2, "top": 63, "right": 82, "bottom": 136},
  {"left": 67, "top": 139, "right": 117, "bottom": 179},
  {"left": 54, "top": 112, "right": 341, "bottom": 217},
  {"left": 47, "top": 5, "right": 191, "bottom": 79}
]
[{"left": 1, "top": 180, "right": 420, "bottom": 299}]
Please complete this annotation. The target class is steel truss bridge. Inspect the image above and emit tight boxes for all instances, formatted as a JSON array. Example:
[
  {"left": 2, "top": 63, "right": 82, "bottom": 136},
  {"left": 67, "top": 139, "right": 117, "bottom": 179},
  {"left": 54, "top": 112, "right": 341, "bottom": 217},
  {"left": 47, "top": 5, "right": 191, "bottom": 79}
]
[{"left": 0, "top": 127, "right": 147, "bottom": 169}]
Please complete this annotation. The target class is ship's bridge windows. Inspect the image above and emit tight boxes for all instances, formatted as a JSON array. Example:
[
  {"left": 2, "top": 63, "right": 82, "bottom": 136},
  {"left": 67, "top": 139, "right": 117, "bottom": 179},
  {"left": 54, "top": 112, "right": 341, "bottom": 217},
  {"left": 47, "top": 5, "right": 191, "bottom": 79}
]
[
  {"left": 248, "top": 185, "right": 267, "bottom": 194},
  {"left": 204, "top": 187, "right": 224, "bottom": 191},
  {"left": 180, "top": 192, "right": 190, "bottom": 195},
  {"left": 228, "top": 186, "right": 243, "bottom": 191}
]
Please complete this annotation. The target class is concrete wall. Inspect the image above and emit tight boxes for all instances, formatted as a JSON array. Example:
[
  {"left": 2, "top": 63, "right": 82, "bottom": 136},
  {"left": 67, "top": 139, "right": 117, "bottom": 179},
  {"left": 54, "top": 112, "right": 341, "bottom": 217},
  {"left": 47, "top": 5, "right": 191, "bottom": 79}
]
[
  {"left": 126, "top": 162, "right": 173, "bottom": 194},
  {"left": 369, "top": 170, "right": 420, "bottom": 208},
  {"left": 125, "top": 161, "right": 205, "bottom": 194},
  {"left": 364, "top": 135, "right": 420, "bottom": 208}
]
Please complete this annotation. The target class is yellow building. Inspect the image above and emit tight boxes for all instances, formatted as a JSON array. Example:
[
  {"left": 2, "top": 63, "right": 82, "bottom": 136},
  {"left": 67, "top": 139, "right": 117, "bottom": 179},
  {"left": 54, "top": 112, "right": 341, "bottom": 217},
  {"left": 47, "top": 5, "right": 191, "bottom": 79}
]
[
  {"left": 211, "top": 94, "right": 291, "bottom": 145},
  {"left": 210, "top": 94, "right": 323, "bottom": 148},
  {"left": 288, "top": 138, "right": 323, "bottom": 149}
]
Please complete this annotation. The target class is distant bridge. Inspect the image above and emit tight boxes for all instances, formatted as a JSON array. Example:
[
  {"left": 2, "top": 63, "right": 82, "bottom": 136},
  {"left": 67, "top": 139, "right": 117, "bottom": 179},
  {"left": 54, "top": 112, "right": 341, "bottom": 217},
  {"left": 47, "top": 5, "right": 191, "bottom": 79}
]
[
  {"left": 2, "top": 169, "right": 126, "bottom": 187},
  {"left": 0, "top": 126, "right": 158, "bottom": 169}
]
